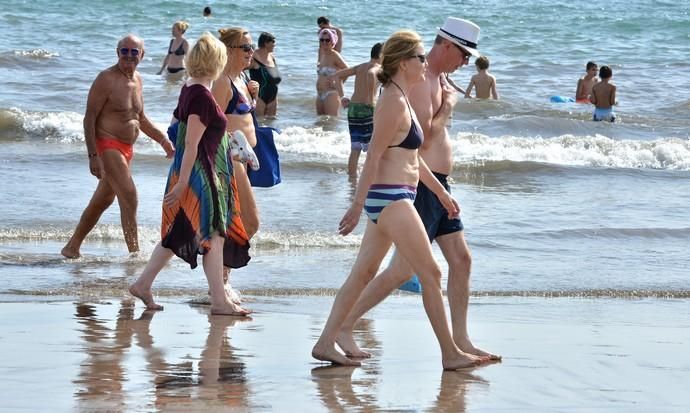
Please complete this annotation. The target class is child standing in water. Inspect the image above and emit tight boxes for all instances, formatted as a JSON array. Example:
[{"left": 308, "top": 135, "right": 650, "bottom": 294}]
[
  {"left": 464, "top": 56, "right": 498, "bottom": 99},
  {"left": 590, "top": 65, "right": 616, "bottom": 122},
  {"left": 576, "top": 61, "right": 599, "bottom": 103}
]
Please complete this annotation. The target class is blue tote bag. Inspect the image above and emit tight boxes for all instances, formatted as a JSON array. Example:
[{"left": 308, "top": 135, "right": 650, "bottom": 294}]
[{"left": 247, "top": 125, "right": 281, "bottom": 187}]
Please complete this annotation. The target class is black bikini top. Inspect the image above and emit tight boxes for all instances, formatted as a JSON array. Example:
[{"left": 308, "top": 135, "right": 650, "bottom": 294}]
[
  {"left": 387, "top": 81, "right": 424, "bottom": 150},
  {"left": 168, "top": 39, "right": 185, "bottom": 56}
]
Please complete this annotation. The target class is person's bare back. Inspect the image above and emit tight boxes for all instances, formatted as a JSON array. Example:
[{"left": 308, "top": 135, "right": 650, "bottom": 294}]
[
  {"left": 349, "top": 62, "right": 379, "bottom": 105},
  {"left": 467, "top": 72, "right": 496, "bottom": 99},
  {"left": 591, "top": 81, "right": 616, "bottom": 109},
  {"left": 464, "top": 56, "right": 498, "bottom": 100}
]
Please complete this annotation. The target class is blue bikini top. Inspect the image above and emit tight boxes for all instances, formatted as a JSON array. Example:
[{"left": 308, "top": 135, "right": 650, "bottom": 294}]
[
  {"left": 225, "top": 75, "right": 255, "bottom": 115},
  {"left": 387, "top": 80, "right": 424, "bottom": 150}
]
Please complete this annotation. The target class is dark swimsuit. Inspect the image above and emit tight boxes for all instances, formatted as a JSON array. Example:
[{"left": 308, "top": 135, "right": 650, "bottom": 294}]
[
  {"left": 364, "top": 80, "right": 424, "bottom": 224},
  {"left": 167, "top": 39, "right": 185, "bottom": 73},
  {"left": 168, "top": 39, "right": 185, "bottom": 56},
  {"left": 248, "top": 57, "right": 282, "bottom": 105},
  {"left": 225, "top": 75, "right": 255, "bottom": 115},
  {"left": 387, "top": 81, "right": 424, "bottom": 150}
]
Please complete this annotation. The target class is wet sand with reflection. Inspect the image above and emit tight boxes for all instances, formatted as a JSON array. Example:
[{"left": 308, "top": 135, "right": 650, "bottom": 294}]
[{"left": 0, "top": 295, "right": 688, "bottom": 412}]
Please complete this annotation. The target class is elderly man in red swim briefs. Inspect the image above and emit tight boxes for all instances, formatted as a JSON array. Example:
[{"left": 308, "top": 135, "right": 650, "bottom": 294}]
[{"left": 61, "top": 34, "right": 174, "bottom": 258}]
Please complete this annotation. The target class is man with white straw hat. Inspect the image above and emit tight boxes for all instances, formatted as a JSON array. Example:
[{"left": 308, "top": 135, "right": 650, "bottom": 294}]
[{"left": 336, "top": 17, "right": 501, "bottom": 363}]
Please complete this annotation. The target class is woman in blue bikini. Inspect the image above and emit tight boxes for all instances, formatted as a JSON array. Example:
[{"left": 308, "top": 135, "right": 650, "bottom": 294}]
[
  {"left": 312, "top": 30, "right": 480, "bottom": 370},
  {"left": 210, "top": 27, "right": 263, "bottom": 315}
]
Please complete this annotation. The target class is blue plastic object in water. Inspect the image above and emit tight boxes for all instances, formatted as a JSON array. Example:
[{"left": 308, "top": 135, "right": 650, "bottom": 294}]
[{"left": 550, "top": 95, "right": 575, "bottom": 103}]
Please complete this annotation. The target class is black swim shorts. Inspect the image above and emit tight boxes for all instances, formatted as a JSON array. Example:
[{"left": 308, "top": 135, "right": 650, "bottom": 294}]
[{"left": 414, "top": 172, "right": 464, "bottom": 241}]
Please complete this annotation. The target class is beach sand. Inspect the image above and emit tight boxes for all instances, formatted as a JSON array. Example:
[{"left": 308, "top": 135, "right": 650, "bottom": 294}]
[{"left": 1, "top": 294, "right": 688, "bottom": 412}]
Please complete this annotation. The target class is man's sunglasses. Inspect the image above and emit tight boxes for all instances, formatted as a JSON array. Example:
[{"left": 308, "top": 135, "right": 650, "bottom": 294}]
[
  {"left": 452, "top": 43, "right": 471, "bottom": 61},
  {"left": 119, "top": 48, "right": 140, "bottom": 57}
]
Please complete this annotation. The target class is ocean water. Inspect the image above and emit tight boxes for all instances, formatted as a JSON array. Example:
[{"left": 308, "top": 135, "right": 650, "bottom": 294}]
[{"left": 1, "top": 0, "right": 689, "bottom": 299}]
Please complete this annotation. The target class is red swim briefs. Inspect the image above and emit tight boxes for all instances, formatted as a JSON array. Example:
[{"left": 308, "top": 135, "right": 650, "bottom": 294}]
[{"left": 96, "top": 137, "right": 134, "bottom": 162}]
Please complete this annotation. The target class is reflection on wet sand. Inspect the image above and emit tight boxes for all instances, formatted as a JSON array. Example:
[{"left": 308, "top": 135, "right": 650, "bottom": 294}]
[
  {"left": 73, "top": 301, "right": 251, "bottom": 411},
  {"left": 195, "top": 314, "right": 251, "bottom": 409},
  {"left": 350, "top": 318, "right": 382, "bottom": 365},
  {"left": 311, "top": 365, "right": 489, "bottom": 412},
  {"left": 431, "top": 370, "right": 489, "bottom": 412},
  {"left": 310, "top": 315, "right": 492, "bottom": 412},
  {"left": 311, "top": 366, "right": 378, "bottom": 412},
  {"left": 73, "top": 302, "right": 128, "bottom": 412}
]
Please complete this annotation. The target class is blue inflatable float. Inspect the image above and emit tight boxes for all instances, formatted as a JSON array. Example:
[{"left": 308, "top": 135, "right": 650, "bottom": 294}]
[{"left": 550, "top": 95, "right": 575, "bottom": 103}]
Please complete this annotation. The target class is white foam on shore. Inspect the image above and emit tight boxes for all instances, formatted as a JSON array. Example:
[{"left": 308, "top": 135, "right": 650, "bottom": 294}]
[
  {"left": 0, "top": 224, "right": 362, "bottom": 249},
  {"left": 453, "top": 132, "right": 690, "bottom": 170},
  {"left": 4, "top": 108, "right": 690, "bottom": 170},
  {"left": 3, "top": 107, "right": 83, "bottom": 142}
]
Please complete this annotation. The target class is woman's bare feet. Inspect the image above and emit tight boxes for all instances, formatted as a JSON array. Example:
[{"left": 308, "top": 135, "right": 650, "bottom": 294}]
[
  {"left": 128, "top": 285, "right": 164, "bottom": 311},
  {"left": 456, "top": 339, "right": 502, "bottom": 361},
  {"left": 61, "top": 245, "right": 81, "bottom": 259},
  {"left": 210, "top": 301, "right": 252, "bottom": 317},
  {"left": 335, "top": 330, "right": 371, "bottom": 358},
  {"left": 312, "top": 342, "right": 362, "bottom": 366},
  {"left": 442, "top": 351, "right": 483, "bottom": 371}
]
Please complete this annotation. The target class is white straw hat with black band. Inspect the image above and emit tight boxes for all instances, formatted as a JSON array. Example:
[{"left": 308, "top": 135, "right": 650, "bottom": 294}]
[{"left": 437, "top": 17, "right": 481, "bottom": 57}]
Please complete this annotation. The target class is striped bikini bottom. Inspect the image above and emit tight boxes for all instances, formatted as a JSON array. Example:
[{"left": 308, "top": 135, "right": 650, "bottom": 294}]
[{"left": 364, "top": 184, "right": 417, "bottom": 224}]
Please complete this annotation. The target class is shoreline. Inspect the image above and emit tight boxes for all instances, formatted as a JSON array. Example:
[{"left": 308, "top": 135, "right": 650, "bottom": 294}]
[{"left": 1, "top": 295, "right": 688, "bottom": 411}]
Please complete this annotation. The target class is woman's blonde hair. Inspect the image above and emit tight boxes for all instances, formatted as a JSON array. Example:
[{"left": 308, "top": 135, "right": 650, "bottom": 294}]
[
  {"left": 218, "top": 27, "right": 249, "bottom": 48},
  {"left": 185, "top": 33, "right": 227, "bottom": 79},
  {"left": 377, "top": 30, "right": 422, "bottom": 86},
  {"left": 173, "top": 21, "right": 189, "bottom": 34}
]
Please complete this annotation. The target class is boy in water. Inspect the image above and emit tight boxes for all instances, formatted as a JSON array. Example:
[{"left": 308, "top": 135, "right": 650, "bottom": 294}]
[
  {"left": 329, "top": 42, "right": 383, "bottom": 180},
  {"left": 590, "top": 65, "right": 616, "bottom": 122},
  {"left": 464, "top": 55, "right": 498, "bottom": 99},
  {"left": 576, "top": 61, "right": 598, "bottom": 103}
]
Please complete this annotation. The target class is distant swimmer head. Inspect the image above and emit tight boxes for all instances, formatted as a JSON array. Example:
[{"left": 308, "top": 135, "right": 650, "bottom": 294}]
[{"left": 203, "top": 6, "right": 212, "bottom": 17}]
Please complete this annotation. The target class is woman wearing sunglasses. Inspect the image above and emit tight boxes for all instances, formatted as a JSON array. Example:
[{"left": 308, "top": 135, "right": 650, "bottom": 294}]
[
  {"left": 316, "top": 28, "right": 348, "bottom": 116},
  {"left": 157, "top": 21, "right": 190, "bottom": 75},
  {"left": 312, "top": 31, "right": 480, "bottom": 370},
  {"left": 129, "top": 33, "right": 248, "bottom": 316},
  {"left": 212, "top": 27, "right": 261, "bottom": 311}
]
